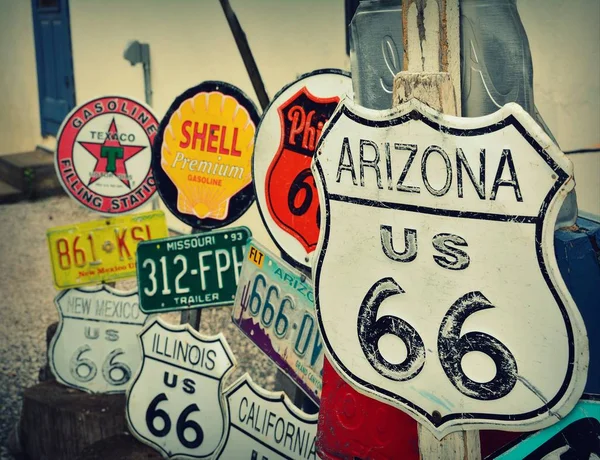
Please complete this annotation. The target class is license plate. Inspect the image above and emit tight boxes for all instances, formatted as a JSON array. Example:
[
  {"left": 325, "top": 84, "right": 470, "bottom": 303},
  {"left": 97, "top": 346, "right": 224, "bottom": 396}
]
[
  {"left": 47, "top": 211, "right": 168, "bottom": 289},
  {"left": 136, "top": 226, "right": 251, "bottom": 313},
  {"left": 232, "top": 239, "right": 323, "bottom": 403}
]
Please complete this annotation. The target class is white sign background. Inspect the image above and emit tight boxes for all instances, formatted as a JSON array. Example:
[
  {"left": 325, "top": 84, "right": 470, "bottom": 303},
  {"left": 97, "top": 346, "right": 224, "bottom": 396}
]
[
  {"left": 312, "top": 99, "right": 588, "bottom": 437},
  {"left": 49, "top": 285, "right": 148, "bottom": 394},
  {"left": 218, "top": 373, "right": 318, "bottom": 459},
  {"left": 126, "top": 319, "right": 236, "bottom": 459}
]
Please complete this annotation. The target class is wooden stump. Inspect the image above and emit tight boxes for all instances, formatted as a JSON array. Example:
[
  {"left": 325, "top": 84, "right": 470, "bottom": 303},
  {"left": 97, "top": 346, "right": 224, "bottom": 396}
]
[
  {"left": 20, "top": 380, "right": 128, "bottom": 460},
  {"left": 38, "top": 322, "right": 58, "bottom": 382},
  {"left": 75, "top": 434, "right": 161, "bottom": 460}
]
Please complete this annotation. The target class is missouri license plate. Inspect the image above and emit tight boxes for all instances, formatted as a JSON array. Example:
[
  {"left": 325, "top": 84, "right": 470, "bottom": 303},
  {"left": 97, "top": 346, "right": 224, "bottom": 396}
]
[
  {"left": 47, "top": 211, "right": 168, "bottom": 289},
  {"left": 232, "top": 239, "right": 323, "bottom": 403},
  {"left": 136, "top": 226, "right": 251, "bottom": 313}
]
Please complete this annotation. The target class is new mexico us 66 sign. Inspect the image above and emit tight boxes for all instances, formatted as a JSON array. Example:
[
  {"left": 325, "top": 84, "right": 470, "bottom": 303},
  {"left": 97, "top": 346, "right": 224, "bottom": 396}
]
[{"left": 312, "top": 99, "right": 588, "bottom": 437}]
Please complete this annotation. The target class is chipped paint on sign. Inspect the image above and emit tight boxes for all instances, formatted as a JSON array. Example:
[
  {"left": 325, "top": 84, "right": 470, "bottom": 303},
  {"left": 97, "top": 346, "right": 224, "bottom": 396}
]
[{"left": 312, "top": 97, "right": 588, "bottom": 437}]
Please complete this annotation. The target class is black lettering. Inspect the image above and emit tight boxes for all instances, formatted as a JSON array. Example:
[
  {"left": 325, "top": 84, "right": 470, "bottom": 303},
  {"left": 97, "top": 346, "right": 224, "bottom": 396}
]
[
  {"left": 395, "top": 143, "right": 420, "bottom": 193},
  {"left": 422, "top": 145, "right": 452, "bottom": 196},
  {"left": 163, "top": 371, "right": 177, "bottom": 388},
  {"left": 182, "top": 378, "right": 196, "bottom": 394},
  {"left": 359, "top": 139, "right": 382, "bottom": 188},
  {"left": 138, "top": 112, "right": 149, "bottom": 125},
  {"left": 491, "top": 149, "right": 522, "bottom": 202},
  {"left": 384, "top": 142, "right": 393, "bottom": 190},
  {"left": 105, "top": 329, "right": 119, "bottom": 342},
  {"left": 457, "top": 147, "right": 485, "bottom": 199},
  {"left": 206, "top": 349, "right": 216, "bottom": 371},
  {"left": 432, "top": 233, "right": 470, "bottom": 270},
  {"left": 274, "top": 418, "right": 285, "bottom": 444},
  {"left": 84, "top": 326, "right": 99, "bottom": 340},
  {"left": 336, "top": 137, "right": 357, "bottom": 185},
  {"left": 239, "top": 397, "right": 248, "bottom": 423},
  {"left": 380, "top": 225, "right": 418, "bottom": 262},
  {"left": 284, "top": 421, "right": 295, "bottom": 449}
]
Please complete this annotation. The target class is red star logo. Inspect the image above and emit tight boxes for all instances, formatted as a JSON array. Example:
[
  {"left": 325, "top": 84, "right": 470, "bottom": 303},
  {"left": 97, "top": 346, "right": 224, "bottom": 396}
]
[{"left": 79, "top": 118, "right": 146, "bottom": 188}]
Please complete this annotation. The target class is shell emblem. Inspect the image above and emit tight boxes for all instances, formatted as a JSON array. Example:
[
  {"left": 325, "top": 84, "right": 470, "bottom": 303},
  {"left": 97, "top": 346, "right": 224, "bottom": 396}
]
[{"left": 154, "top": 82, "right": 259, "bottom": 228}]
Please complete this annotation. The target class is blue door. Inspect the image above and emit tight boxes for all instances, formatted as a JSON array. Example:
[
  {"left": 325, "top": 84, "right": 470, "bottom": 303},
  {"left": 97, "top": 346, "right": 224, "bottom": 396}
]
[{"left": 32, "top": 0, "right": 76, "bottom": 136}]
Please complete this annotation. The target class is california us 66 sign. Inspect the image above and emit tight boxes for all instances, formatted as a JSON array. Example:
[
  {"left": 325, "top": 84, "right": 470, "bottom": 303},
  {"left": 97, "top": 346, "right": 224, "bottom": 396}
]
[
  {"left": 217, "top": 373, "right": 318, "bottom": 459},
  {"left": 126, "top": 319, "right": 236, "bottom": 459},
  {"left": 312, "top": 99, "right": 588, "bottom": 437},
  {"left": 49, "top": 286, "right": 148, "bottom": 393}
]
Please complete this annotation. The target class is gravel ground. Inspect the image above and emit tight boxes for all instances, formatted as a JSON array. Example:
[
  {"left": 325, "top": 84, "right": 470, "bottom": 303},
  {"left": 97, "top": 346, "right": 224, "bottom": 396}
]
[{"left": 0, "top": 196, "right": 277, "bottom": 459}]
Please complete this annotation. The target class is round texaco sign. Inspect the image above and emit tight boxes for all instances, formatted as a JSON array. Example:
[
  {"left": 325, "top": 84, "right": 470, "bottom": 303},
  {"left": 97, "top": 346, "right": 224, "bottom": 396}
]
[{"left": 55, "top": 96, "right": 159, "bottom": 214}]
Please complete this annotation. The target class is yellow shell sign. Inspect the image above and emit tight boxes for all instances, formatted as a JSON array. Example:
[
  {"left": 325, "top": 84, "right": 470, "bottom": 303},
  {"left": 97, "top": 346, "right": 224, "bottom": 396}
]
[{"left": 153, "top": 82, "right": 260, "bottom": 229}]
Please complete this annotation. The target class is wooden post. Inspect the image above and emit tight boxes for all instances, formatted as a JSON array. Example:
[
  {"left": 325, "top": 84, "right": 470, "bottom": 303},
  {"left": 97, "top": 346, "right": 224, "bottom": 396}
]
[
  {"left": 401, "top": 0, "right": 461, "bottom": 106},
  {"left": 395, "top": 1, "right": 480, "bottom": 459}
]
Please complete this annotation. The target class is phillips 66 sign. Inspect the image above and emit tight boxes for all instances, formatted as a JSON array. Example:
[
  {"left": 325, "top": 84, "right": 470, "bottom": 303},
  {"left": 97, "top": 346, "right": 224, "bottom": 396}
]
[{"left": 312, "top": 99, "right": 588, "bottom": 437}]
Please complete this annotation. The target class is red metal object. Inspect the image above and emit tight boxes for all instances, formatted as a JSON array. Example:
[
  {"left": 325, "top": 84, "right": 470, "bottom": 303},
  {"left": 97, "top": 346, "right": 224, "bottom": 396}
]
[
  {"left": 317, "top": 358, "right": 525, "bottom": 459},
  {"left": 317, "top": 358, "right": 419, "bottom": 460}
]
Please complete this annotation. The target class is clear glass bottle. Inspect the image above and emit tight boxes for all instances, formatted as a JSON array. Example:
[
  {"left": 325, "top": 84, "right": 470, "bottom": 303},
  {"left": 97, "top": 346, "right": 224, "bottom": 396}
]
[
  {"left": 461, "top": 0, "right": 577, "bottom": 227},
  {"left": 349, "top": 0, "right": 403, "bottom": 110}
]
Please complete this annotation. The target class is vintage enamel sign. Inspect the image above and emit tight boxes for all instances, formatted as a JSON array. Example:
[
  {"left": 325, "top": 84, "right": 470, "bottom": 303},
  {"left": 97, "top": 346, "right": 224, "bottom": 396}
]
[
  {"left": 492, "top": 397, "right": 599, "bottom": 459},
  {"left": 153, "top": 81, "right": 260, "bottom": 229},
  {"left": 55, "top": 96, "right": 159, "bottom": 214},
  {"left": 253, "top": 69, "right": 352, "bottom": 269},
  {"left": 126, "top": 318, "right": 236, "bottom": 459},
  {"left": 46, "top": 210, "right": 168, "bottom": 289},
  {"left": 137, "top": 226, "right": 251, "bottom": 313},
  {"left": 312, "top": 99, "right": 588, "bottom": 437},
  {"left": 232, "top": 239, "right": 323, "bottom": 404},
  {"left": 49, "top": 286, "right": 148, "bottom": 393},
  {"left": 217, "top": 373, "right": 318, "bottom": 459}
]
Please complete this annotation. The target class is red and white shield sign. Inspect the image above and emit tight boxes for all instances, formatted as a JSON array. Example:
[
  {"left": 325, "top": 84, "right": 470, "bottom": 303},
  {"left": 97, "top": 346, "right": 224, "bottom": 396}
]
[
  {"left": 254, "top": 70, "right": 352, "bottom": 268},
  {"left": 312, "top": 98, "right": 588, "bottom": 437}
]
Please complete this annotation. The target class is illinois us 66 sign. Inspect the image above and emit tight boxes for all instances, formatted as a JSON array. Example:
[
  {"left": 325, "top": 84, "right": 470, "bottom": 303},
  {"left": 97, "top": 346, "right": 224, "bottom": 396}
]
[
  {"left": 312, "top": 99, "right": 588, "bottom": 437},
  {"left": 126, "top": 319, "right": 236, "bottom": 459}
]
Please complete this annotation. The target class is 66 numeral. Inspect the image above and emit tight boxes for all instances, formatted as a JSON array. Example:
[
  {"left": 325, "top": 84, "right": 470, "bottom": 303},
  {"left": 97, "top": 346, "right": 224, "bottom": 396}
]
[
  {"left": 69, "top": 346, "right": 131, "bottom": 386},
  {"left": 358, "top": 278, "right": 518, "bottom": 401},
  {"left": 146, "top": 393, "right": 204, "bottom": 449},
  {"left": 288, "top": 168, "right": 320, "bottom": 227}
]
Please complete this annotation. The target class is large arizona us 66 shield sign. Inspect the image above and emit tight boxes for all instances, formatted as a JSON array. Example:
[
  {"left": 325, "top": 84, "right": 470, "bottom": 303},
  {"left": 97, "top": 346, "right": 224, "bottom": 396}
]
[{"left": 312, "top": 99, "right": 588, "bottom": 437}]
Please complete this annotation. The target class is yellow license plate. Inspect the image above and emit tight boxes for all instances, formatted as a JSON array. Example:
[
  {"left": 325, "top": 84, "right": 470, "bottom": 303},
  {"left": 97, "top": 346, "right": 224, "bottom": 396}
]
[{"left": 47, "top": 210, "right": 168, "bottom": 289}]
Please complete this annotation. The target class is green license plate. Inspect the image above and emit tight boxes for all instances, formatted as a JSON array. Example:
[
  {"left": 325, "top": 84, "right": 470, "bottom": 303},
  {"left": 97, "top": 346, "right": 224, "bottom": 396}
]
[{"left": 136, "top": 226, "right": 251, "bottom": 313}]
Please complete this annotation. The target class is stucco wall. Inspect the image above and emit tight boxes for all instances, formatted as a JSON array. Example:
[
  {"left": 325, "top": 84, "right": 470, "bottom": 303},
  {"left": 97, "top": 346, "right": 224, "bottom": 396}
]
[
  {"left": 0, "top": 0, "right": 597, "bottom": 217},
  {"left": 66, "top": 0, "right": 348, "bottom": 235},
  {"left": 519, "top": 0, "right": 600, "bottom": 217}
]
